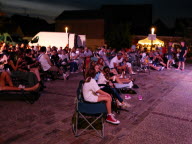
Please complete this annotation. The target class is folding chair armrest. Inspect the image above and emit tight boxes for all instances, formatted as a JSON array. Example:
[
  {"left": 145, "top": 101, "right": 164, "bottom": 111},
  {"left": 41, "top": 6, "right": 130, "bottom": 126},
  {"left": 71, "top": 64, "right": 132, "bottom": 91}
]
[{"left": 98, "top": 84, "right": 109, "bottom": 87}]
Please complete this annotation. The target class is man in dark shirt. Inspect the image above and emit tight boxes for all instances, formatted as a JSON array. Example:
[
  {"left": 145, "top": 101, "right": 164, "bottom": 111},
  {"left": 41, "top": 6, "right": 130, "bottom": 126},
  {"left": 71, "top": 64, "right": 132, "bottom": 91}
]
[
  {"left": 50, "top": 49, "right": 60, "bottom": 67},
  {"left": 176, "top": 42, "right": 187, "bottom": 71}
]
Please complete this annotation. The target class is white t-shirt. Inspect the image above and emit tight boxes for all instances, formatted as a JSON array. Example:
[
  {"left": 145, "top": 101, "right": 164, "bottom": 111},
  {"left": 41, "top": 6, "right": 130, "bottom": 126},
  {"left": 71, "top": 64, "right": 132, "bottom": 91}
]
[
  {"left": 83, "top": 78, "right": 100, "bottom": 102},
  {"left": 99, "top": 50, "right": 108, "bottom": 61},
  {"left": 84, "top": 50, "right": 92, "bottom": 57},
  {"left": 70, "top": 52, "right": 78, "bottom": 60},
  {"left": 109, "top": 56, "right": 123, "bottom": 68},
  {"left": 38, "top": 53, "right": 51, "bottom": 71},
  {"left": 0, "top": 55, "right": 7, "bottom": 70},
  {"left": 98, "top": 72, "right": 108, "bottom": 85},
  {"left": 58, "top": 54, "right": 69, "bottom": 61},
  {"left": 141, "top": 52, "right": 147, "bottom": 63}
]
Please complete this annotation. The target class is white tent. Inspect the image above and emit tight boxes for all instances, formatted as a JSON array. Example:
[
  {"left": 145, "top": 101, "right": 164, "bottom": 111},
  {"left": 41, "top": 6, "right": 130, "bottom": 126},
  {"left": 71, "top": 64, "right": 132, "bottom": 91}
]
[{"left": 138, "top": 37, "right": 164, "bottom": 46}]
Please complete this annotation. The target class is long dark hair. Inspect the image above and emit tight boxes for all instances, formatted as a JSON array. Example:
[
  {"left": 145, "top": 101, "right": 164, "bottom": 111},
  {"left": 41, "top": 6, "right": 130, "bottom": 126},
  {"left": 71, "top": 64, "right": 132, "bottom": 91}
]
[{"left": 103, "top": 66, "right": 111, "bottom": 80}]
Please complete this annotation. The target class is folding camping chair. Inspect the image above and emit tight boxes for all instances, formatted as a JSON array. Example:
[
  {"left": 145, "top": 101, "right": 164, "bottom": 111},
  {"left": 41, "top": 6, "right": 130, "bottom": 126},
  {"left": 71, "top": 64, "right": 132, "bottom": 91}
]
[{"left": 72, "top": 80, "right": 107, "bottom": 138}]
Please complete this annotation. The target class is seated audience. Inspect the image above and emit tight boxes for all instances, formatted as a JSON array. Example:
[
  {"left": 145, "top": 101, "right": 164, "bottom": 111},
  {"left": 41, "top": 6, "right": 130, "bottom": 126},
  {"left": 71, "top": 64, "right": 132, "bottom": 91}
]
[{"left": 83, "top": 68, "right": 120, "bottom": 125}]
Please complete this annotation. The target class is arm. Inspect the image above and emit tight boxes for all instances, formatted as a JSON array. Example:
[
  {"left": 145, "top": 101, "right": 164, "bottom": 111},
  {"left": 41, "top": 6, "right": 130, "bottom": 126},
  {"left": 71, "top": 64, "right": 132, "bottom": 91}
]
[
  {"left": 44, "top": 54, "right": 53, "bottom": 66},
  {"left": 183, "top": 50, "right": 187, "bottom": 57},
  {"left": 113, "top": 62, "right": 118, "bottom": 68},
  {"left": 8, "top": 60, "right": 17, "bottom": 71},
  {"left": 74, "top": 54, "right": 79, "bottom": 59},
  {"left": 2, "top": 55, "right": 8, "bottom": 64},
  {"left": 158, "top": 56, "right": 164, "bottom": 61},
  {"left": 153, "top": 56, "right": 156, "bottom": 61}
]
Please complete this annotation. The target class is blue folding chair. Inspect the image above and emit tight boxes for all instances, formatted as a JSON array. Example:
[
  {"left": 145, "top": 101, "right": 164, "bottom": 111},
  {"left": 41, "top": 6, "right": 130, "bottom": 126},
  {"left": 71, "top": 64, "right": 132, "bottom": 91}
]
[{"left": 72, "top": 80, "right": 107, "bottom": 138}]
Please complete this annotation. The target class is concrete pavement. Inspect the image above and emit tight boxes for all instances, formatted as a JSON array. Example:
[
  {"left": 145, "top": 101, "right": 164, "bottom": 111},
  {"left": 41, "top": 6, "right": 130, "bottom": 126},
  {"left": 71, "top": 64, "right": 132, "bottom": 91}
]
[{"left": 0, "top": 65, "right": 192, "bottom": 144}]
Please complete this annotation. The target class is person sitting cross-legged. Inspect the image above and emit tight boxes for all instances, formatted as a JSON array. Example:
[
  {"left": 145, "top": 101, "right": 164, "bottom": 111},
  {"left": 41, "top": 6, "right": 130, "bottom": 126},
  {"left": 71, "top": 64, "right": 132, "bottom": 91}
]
[{"left": 109, "top": 52, "right": 136, "bottom": 75}]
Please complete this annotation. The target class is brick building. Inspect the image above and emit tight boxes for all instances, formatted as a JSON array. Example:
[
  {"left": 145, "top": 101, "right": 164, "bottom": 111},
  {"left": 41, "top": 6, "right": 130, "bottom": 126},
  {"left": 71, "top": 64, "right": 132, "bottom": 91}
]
[{"left": 55, "top": 5, "right": 152, "bottom": 49}]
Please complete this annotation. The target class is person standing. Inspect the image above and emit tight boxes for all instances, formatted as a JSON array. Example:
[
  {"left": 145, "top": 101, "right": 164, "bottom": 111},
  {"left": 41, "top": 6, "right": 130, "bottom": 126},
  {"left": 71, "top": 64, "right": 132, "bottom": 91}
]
[
  {"left": 167, "top": 42, "right": 174, "bottom": 69},
  {"left": 176, "top": 42, "right": 187, "bottom": 71}
]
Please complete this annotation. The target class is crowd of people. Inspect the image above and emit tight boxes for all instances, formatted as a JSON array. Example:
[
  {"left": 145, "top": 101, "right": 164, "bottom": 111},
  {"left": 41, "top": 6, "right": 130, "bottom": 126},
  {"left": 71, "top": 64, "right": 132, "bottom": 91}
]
[{"left": 0, "top": 41, "right": 188, "bottom": 124}]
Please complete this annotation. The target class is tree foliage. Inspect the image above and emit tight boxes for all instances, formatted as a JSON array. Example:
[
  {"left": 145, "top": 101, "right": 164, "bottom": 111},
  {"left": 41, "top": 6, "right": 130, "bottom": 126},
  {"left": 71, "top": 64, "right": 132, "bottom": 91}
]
[{"left": 105, "top": 23, "right": 132, "bottom": 50}]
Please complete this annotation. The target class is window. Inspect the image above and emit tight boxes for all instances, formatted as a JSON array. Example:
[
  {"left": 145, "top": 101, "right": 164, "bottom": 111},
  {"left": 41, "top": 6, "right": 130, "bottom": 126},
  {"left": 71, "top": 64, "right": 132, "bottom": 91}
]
[{"left": 31, "top": 36, "right": 39, "bottom": 43}]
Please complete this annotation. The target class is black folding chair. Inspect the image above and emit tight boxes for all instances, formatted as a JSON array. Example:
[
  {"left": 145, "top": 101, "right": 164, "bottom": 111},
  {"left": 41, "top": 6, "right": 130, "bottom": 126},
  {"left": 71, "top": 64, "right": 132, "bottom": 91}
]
[{"left": 72, "top": 80, "right": 107, "bottom": 138}]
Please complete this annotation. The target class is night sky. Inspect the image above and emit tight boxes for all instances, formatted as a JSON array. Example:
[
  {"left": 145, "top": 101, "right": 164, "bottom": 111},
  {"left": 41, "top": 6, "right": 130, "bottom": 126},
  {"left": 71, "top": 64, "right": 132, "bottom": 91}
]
[{"left": 1, "top": 0, "right": 192, "bottom": 26}]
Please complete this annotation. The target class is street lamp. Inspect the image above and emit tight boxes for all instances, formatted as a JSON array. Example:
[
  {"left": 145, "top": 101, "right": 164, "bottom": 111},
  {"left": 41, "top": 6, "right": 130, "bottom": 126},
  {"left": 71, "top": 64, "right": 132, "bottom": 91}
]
[
  {"left": 150, "top": 27, "right": 155, "bottom": 50},
  {"left": 151, "top": 27, "right": 155, "bottom": 34},
  {"left": 65, "top": 27, "right": 68, "bottom": 33}
]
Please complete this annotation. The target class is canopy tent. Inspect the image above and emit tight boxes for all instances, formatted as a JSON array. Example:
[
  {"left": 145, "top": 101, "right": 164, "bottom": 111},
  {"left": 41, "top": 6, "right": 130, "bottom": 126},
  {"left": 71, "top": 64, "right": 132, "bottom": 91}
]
[{"left": 138, "top": 37, "right": 164, "bottom": 46}]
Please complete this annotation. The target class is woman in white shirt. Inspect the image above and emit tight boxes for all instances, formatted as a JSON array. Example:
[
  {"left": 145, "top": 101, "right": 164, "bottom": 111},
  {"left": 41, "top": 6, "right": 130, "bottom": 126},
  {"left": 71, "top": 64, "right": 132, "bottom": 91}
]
[{"left": 83, "top": 68, "right": 120, "bottom": 125}]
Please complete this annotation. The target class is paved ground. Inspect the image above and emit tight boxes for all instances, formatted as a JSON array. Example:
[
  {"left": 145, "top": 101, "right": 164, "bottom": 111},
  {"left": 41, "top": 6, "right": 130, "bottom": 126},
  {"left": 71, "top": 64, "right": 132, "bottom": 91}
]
[{"left": 1, "top": 65, "right": 192, "bottom": 144}]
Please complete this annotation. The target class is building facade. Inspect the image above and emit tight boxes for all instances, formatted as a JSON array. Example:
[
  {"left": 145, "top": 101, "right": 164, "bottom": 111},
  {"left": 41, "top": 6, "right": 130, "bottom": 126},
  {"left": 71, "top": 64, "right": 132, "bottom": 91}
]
[{"left": 55, "top": 5, "right": 152, "bottom": 49}]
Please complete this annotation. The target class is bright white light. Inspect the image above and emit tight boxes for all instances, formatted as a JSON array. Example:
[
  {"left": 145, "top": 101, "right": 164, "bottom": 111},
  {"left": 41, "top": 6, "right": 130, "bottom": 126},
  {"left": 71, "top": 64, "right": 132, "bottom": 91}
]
[
  {"left": 65, "top": 27, "right": 68, "bottom": 33},
  {"left": 151, "top": 27, "right": 155, "bottom": 34}
]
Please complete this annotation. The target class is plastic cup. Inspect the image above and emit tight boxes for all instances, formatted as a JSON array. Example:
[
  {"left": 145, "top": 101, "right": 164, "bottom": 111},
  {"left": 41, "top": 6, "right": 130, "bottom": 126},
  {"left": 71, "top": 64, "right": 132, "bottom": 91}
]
[
  {"left": 125, "top": 95, "right": 131, "bottom": 100},
  {"left": 138, "top": 95, "right": 143, "bottom": 100}
]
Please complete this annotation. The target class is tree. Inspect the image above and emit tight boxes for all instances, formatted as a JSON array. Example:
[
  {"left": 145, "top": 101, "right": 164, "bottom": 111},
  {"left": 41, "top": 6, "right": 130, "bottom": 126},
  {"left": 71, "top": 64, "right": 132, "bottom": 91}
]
[{"left": 105, "top": 22, "right": 132, "bottom": 50}]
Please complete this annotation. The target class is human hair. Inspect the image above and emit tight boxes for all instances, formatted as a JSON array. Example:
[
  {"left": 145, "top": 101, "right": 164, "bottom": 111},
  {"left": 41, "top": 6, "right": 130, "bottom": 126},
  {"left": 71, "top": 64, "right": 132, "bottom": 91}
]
[
  {"left": 85, "top": 68, "right": 96, "bottom": 82},
  {"left": 103, "top": 66, "right": 111, "bottom": 80},
  {"left": 25, "top": 49, "right": 31, "bottom": 54},
  {"left": 97, "top": 58, "right": 104, "bottom": 66},
  {"left": 90, "top": 61, "right": 96, "bottom": 68},
  {"left": 40, "top": 46, "right": 46, "bottom": 52}
]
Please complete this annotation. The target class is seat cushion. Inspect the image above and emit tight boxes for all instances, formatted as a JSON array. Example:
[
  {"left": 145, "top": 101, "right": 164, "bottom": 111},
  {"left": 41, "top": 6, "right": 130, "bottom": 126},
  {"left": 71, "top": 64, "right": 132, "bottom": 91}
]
[{"left": 78, "top": 102, "right": 107, "bottom": 114}]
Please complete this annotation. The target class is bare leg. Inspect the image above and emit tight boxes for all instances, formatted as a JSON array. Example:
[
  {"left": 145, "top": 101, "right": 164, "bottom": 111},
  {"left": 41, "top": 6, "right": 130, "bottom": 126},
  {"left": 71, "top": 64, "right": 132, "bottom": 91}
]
[
  {"left": 118, "top": 78, "right": 131, "bottom": 83},
  {"left": 160, "top": 62, "right": 166, "bottom": 67},
  {"left": 0, "top": 86, "right": 22, "bottom": 91},
  {"left": 167, "top": 60, "right": 170, "bottom": 69},
  {"left": 0, "top": 71, "right": 13, "bottom": 86},
  {"left": 128, "top": 67, "right": 133, "bottom": 74},
  {"left": 0, "top": 76, "right": 4, "bottom": 87},
  {"left": 97, "top": 95, "right": 112, "bottom": 114},
  {"left": 149, "top": 64, "right": 161, "bottom": 70},
  {"left": 113, "top": 76, "right": 123, "bottom": 84},
  {"left": 182, "top": 62, "right": 185, "bottom": 70},
  {"left": 112, "top": 69, "right": 118, "bottom": 75},
  {"left": 177, "top": 62, "right": 181, "bottom": 69},
  {"left": 5, "top": 72, "right": 13, "bottom": 86},
  {"left": 0, "top": 83, "right": 39, "bottom": 91},
  {"left": 30, "top": 68, "right": 41, "bottom": 81},
  {"left": 24, "top": 83, "right": 39, "bottom": 91},
  {"left": 115, "top": 76, "right": 131, "bottom": 83},
  {"left": 0, "top": 72, "right": 6, "bottom": 86}
]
